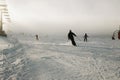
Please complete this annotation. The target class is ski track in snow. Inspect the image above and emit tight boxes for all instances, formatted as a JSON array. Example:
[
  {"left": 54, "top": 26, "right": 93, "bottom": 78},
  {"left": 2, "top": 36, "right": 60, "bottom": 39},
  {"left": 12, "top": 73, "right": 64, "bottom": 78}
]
[
  {"left": 24, "top": 38, "right": 120, "bottom": 80},
  {"left": 0, "top": 34, "right": 120, "bottom": 80}
]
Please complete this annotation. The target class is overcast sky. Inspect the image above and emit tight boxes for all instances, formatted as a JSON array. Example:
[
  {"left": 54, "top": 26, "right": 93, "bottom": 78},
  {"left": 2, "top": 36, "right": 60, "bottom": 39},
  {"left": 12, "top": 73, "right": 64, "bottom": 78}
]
[{"left": 5, "top": 0, "right": 120, "bottom": 35}]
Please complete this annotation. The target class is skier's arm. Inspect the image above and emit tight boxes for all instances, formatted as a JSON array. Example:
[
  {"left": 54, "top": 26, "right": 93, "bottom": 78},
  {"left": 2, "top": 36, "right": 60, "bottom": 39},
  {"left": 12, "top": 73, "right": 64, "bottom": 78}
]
[{"left": 72, "top": 33, "right": 77, "bottom": 37}]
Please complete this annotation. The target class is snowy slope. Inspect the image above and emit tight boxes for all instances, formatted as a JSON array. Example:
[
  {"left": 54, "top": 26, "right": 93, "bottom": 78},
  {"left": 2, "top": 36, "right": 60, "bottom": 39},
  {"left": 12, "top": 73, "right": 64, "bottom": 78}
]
[
  {"left": 0, "top": 34, "right": 120, "bottom": 80},
  {"left": 0, "top": 34, "right": 29, "bottom": 80},
  {"left": 21, "top": 34, "right": 120, "bottom": 80}
]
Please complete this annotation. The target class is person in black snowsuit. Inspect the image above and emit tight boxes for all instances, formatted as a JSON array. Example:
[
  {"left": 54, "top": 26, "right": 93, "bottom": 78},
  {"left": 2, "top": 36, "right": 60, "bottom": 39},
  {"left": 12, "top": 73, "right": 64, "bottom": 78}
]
[
  {"left": 84, "top": 33, "right": 88, "bottom": 42},
  {"left": 35, "top": 34, "right": 39, "bottom": 40},
  {"left": 68, "top": 30, "right": 77, "bottom": 46}
]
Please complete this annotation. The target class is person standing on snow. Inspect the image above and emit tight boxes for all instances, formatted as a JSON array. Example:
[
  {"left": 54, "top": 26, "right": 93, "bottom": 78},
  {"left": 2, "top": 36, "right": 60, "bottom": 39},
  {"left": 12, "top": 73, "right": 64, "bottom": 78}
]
[
  {"left": 35, "top": 34, "right": 39, "bottom": 40},
  {"left": 68, "top": 30, "right": 77, "bottom": 46},
  {"left": 84, "top": 33, "right": 88, "bottom": 42}
]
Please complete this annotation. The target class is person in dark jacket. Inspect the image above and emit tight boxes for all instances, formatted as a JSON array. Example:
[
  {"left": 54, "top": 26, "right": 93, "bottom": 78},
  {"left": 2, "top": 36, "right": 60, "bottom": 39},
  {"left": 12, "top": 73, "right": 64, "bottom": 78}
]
[
  {"left": 84, "top": 33, "right": 88, "bottom": 42},
  {"left": 68, "top": 30, "right": 77, "bottom": 46},
  {"left": 35, "top": 34, "right": 39, "bottom": 40}
]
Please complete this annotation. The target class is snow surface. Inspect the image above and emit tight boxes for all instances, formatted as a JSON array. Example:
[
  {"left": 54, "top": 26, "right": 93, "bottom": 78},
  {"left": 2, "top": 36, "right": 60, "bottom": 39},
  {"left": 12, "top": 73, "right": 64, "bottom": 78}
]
[{"left": 0, "top": 33, "right": 120, "bottom": 80}]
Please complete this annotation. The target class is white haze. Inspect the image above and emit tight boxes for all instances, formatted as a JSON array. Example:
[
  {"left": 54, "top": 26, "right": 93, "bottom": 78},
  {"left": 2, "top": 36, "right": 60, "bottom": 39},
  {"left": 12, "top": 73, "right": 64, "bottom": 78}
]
[{"left": 6, "top": 0, "right": 120, "bottom": 35}]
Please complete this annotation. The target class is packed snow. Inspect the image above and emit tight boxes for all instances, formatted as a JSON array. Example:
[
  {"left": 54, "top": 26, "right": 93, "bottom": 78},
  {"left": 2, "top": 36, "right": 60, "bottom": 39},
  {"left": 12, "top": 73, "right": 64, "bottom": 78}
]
[{"left": 0, "top": 33, "right": 120, "bottom": 80}]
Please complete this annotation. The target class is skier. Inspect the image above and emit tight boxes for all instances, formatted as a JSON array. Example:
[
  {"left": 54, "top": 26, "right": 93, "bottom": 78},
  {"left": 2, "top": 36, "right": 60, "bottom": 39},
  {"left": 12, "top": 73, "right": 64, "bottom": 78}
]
[
  {"left": 35, "top": 34, "right": 39, "bottom": 40},
  {"left": 84, "top": 33, "right": 88, "bottom": 42},
  {"left": 68, "top": 30, "right": 77, "bottom": 46}
]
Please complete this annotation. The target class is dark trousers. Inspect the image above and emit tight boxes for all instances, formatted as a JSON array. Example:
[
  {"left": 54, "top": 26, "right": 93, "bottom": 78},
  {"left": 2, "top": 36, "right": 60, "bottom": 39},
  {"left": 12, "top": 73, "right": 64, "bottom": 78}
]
[
  {"left": 70, "top": 38, "right": 76, "bottom": 46},
  {"left": 84, "top": 38, "right": 87, "bottom": 42}
]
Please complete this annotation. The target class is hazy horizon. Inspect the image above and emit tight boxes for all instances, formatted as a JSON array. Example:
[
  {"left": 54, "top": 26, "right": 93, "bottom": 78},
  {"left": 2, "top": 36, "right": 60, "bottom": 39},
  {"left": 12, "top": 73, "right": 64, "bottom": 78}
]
[{"left": 5, "top": 0, "right": 120, "bottom": 35}]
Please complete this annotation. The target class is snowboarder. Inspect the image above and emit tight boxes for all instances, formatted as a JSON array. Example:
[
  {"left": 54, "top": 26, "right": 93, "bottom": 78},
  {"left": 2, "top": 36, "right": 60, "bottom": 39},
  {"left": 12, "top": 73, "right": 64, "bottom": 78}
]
[
  {"left": 84, "top": 33, "right": 88, "bottom": 42},
  {"left": 68, "top": 30, "right": 77, "bottom": 46}
]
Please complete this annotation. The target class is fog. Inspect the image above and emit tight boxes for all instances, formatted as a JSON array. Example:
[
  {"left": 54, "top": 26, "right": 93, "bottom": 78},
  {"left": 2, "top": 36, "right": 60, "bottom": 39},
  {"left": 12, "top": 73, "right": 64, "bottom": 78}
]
[{"left": 6, "top": 0, "right": 120, "bottom": 35}]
